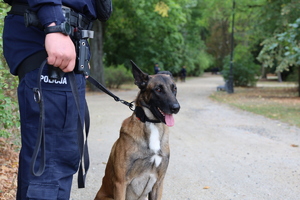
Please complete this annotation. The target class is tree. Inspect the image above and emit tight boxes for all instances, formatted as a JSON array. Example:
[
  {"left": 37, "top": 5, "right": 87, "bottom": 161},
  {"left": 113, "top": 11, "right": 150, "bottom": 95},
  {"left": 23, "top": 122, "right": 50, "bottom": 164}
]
[
  {"left": 181, "top": 0, "right": 214, "bottom": 76},
  {"left": 103, "top": 0, "right": 210, "bottom": 75},
  {"left": 257, "top": 18, "right": 300, "bottom": 96},
  {"left": 90, "top": 20, "right": 105, "bottom": 90},
  {"left": 198, "top": 0, "right": 266, "bottom": 73},
  {"left": 198, "top": 0, "right": 233, "bottom": 70},
  {"left": 257, "top": 1, "right": 300, "bottom": 96}
]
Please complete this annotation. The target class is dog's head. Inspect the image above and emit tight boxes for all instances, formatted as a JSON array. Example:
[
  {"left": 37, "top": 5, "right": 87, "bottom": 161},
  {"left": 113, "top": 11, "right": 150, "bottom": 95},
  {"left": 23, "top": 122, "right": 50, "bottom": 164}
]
[{"left": 131, "top": 60, "right": 180, "bottom": 127}]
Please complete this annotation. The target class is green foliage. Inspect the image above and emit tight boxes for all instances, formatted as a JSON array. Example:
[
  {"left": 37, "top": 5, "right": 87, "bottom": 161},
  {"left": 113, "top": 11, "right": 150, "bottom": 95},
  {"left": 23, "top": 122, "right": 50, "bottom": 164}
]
[
  {"left": 104, "top": 65, "right": 133, "bottom": 89},
  {"left": 191, "top": 0, "right": 267, "bottom": 72},
  {"left": 186, "top": 50, "right": 214, "bottom": 76},
  {"left": 222, "top": 45, "right": 261, "bottom": 87},
  {"left": 103, "top": 0, "right": 212, "bottom": 75},
  {"left": 0, "top": 82, "right": 20, "bottom": 138},
  {"left": 257, "top": 0, "right": 299, "bottom": 37},
  {"left": 257, "top": 17, "right": 300, "bottom": 73},
  {"left": 97, "top": 0, "right": 300, "bottom": 90},
  {"left": 285, "top": 67, "right": 298, "bottom": 82},
  {"left": 180, "top": 0, "right": 214, "bottom": 76},
  {"left": 0, "top": 3, "right": 20, "bottom": 138}
]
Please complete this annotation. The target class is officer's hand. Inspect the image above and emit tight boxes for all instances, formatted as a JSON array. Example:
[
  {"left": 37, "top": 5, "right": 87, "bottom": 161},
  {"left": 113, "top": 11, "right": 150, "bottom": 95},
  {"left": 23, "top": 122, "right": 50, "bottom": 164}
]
[{"left": 45, "top": 24, "right": 76, "bottom": 72}]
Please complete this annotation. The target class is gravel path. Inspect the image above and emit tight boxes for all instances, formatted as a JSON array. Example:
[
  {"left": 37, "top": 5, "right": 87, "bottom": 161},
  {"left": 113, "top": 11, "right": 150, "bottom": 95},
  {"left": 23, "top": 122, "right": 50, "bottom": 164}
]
[{"left": 70, "top": 74, "right": 300, "bottom": 200}]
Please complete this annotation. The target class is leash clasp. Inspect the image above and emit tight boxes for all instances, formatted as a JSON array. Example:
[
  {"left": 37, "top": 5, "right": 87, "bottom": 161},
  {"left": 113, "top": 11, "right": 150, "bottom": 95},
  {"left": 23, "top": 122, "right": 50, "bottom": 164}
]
[
  {"left": 33, "top": 88, "right": 41, "bottom": 103},
  {"left": 119, "top": 100, "right": 135, "bottom": 111}
]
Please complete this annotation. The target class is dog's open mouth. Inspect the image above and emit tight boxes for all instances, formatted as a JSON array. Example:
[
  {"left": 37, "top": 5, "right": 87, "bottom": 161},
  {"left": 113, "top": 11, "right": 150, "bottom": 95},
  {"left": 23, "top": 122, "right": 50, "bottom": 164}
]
[{"left": 158, "top": 108, "right": 174, "bottom": 127}]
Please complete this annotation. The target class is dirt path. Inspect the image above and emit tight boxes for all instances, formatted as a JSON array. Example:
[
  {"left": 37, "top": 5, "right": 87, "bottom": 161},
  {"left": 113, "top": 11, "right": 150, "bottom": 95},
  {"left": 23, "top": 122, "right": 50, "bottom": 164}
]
[{"left": 70, "top": 74, "right": 300, "bottom": 200}]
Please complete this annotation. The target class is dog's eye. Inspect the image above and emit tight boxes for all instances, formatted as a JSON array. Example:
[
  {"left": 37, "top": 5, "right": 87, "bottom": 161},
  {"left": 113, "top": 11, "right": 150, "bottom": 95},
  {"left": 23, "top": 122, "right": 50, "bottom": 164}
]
[
  {"left": 155, "top": 87, "right": 162, "bottom": 92},
  {"left": 172, "top": 85, "right": 177, "bottom": 94}
]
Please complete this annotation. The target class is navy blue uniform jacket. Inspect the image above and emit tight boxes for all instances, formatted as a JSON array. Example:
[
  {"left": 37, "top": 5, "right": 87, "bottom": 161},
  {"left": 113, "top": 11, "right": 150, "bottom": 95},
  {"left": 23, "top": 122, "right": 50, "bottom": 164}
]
[{"left": 4, "top": 0, "right": 97, "bottom": 75}]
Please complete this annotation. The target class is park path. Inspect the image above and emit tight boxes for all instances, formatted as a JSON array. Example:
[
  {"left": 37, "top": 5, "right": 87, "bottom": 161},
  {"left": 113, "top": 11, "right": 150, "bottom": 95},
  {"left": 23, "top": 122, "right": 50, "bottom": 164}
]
[{"left": 71, "top": 74, "right": 300, "bottom": 200}]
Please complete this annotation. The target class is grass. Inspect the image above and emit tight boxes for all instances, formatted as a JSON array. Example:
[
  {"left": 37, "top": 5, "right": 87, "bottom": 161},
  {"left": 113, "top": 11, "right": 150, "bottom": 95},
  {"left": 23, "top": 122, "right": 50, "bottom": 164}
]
[{"left": 210, "top": 86, "right": 300, "bottom": 128}]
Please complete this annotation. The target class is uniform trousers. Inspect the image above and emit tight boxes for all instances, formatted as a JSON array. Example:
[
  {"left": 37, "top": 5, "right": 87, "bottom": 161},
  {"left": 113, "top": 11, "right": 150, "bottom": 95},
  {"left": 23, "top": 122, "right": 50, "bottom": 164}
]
[{"left": 4, "top": 14, "right": 86, "bottom": 200}]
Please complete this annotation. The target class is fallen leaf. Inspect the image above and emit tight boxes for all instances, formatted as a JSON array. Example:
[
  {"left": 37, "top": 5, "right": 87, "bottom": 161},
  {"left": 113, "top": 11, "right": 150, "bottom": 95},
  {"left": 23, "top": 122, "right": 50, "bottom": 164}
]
[
  {"left": 291, "top": 144, "right": 299, "bottom": 147},
  {"left": 203, "top": 186, "right": 210, "bottom": 189}
]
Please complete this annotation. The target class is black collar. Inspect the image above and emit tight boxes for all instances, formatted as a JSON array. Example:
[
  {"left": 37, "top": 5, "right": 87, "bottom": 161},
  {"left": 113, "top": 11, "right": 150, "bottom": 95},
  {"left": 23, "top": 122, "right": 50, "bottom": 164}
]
[{"left": 134, "top": 106, "right": 161, "bottom": 123}]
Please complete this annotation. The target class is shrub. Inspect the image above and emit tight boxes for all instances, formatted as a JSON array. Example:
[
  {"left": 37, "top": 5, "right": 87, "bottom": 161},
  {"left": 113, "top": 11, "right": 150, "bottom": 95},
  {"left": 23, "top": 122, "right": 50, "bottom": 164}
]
[
  {"left": 0, "top": 67, "right": 20, "bottom": 138},
  {"left": 222, "top": 45, "right": 261, "bottom": 87},
  {"left": 0, "top": 4, "right": 20, "bottom": 138},
  {"left": 104, "top": 65, "right": 133, "bottom": 89},
  {"left": 183, "top": 49, "right": 214, "bottom": 76}
]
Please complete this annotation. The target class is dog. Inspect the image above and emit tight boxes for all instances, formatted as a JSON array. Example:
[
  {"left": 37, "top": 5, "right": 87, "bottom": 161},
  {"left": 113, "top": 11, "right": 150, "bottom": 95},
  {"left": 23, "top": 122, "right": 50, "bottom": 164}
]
[{"left": 94, "top": 60, "right": 180, "bottom": 200}]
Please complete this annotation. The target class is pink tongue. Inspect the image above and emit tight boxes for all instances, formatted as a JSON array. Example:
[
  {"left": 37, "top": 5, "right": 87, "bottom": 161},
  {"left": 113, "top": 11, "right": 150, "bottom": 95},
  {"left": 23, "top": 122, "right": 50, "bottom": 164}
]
[{"left": 165, "top": 114, "right": 174, "bottom": 127}]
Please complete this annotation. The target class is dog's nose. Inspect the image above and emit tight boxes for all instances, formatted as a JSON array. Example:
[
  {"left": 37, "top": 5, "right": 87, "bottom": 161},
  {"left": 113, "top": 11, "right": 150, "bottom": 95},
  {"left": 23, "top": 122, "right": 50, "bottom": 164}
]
[{"left": 171, "top": 103, "right": 180, "bottom": 114}]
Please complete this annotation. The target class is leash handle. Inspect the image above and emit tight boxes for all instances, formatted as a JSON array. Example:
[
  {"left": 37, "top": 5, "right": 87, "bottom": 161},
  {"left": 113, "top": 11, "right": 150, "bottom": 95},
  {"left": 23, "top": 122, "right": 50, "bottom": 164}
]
[{"left": 30, "top": 59, "right": 47, "bottom": 177}]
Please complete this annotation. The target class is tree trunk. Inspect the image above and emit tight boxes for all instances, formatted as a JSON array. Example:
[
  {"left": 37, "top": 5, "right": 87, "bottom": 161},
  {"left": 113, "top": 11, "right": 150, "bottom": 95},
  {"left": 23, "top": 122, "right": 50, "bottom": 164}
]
[
  {"left": 261, "top": 66, "right": 267, "bottom": 79},
  {"left": 277, "top": 72, "right": 282, "bottom": 82},
  {"left": 90, "top": 20, "right": 105, "bottom": 91}
]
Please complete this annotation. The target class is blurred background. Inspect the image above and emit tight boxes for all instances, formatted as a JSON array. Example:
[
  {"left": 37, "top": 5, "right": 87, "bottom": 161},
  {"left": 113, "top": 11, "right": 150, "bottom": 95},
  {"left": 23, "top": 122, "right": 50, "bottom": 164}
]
[{"left": 1, "top": 1, "right": 300, "bottom": 198}]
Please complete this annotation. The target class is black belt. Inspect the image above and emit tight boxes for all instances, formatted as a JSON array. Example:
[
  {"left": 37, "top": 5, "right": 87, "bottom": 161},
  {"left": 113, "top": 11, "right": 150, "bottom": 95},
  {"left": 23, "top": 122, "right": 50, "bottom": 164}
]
[
  {"left": 8, "top": 3, "right": 92, "bottom": 30},
  {"left": 17, "top": 50, "right": 47, "bottom": 80}
]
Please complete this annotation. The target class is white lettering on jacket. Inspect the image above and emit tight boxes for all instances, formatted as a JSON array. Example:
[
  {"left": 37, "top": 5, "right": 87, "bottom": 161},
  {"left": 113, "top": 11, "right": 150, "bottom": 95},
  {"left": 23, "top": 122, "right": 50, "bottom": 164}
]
[{"left": 40, "top": 75, "right": 67, "bottom": 85}]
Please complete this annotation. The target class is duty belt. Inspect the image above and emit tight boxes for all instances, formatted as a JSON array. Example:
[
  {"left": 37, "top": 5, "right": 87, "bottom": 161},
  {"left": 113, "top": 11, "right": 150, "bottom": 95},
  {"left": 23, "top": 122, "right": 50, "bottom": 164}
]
[{"left": 8, "top": 3, "right": 92, "bottom": 30}]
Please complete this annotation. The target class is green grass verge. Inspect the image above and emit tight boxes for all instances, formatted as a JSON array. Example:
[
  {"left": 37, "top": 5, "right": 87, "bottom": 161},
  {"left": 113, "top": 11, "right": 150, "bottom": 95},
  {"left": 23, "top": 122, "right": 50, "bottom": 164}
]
[{"left": 210, "top": 87, "right": 300, "bottom": 128}]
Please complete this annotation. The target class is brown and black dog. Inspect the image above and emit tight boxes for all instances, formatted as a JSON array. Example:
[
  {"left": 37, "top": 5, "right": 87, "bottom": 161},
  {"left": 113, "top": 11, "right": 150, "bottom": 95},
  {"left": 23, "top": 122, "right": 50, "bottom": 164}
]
[{"left": 95, "top": 61, "right": 180, "bottom": 200}]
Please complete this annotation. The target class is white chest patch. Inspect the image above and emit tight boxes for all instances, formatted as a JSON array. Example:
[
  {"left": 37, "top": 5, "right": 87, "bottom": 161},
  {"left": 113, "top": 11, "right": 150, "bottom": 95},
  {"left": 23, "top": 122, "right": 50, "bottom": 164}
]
[{"left": 148, "top": 123, "right": 162, "bottom": 167}]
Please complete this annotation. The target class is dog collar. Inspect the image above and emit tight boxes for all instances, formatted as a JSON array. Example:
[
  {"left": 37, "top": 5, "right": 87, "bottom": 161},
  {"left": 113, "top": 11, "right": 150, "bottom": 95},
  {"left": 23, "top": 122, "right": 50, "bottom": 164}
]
[{"left": 135, "top": 106, "right": 161, "bottom": 123}]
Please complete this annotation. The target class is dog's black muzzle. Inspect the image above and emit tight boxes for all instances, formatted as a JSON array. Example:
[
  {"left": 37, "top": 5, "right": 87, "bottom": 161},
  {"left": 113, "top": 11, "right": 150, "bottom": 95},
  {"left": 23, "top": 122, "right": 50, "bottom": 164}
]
[{"left": 171, "top": 103, "right": 180, "bottom": 114}]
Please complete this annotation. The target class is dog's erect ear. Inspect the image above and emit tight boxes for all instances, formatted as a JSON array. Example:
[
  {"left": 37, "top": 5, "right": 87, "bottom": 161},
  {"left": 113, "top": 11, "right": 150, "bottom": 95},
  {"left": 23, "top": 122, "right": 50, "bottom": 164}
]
[{"left": 131, "top": 60, "right": 149, "bottom": 90}]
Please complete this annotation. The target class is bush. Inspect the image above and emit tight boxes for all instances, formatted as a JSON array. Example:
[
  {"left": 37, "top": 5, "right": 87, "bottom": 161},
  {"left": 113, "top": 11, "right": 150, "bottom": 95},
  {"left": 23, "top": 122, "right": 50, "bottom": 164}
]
[
  {"left": 0, "top": 4, "right": 20, "bottom": 138},
  {"left": 0, "top": 67, "right": 20, "bottom": 138},
  {"left": 285, "top": 67, "right": 299, "bottom": 82},
  {"left": 183, "top": 49, "right": 214, "bottom": 76},
  {"left": 104, "top": 65, "right": 133, "bottom": 89},
  {"left": 193, "top": 50, "right": 214, "bottom": 76},
  {"left": 222, "top": 45, "right": 261, "bottom": 87}
]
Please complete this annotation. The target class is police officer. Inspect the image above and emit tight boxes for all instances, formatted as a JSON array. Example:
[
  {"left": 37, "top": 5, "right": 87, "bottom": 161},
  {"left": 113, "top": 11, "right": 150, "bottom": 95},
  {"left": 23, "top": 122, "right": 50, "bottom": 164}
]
[{"left": 3, "top": 0, "right": 98, "bottom": 199}]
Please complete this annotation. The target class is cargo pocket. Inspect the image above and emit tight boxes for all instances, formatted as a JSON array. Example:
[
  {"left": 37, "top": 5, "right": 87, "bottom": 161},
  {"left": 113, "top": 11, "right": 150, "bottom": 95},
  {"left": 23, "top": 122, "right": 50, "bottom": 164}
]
[{"left": 27, "top": 183, "right": 59, "bottom": 200}]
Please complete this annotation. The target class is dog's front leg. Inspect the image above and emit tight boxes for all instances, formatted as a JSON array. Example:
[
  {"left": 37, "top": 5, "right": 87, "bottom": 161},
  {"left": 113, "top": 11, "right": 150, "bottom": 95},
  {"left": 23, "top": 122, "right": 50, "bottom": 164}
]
[
  {"left": 113, "top": 157, "right": 128, "bottom": 200},
  {"left": 148, "top": 180, "right": 164, "bottom": 200},
  {"left": 114, "top": 180, "right": 127, "bottom": 200}
]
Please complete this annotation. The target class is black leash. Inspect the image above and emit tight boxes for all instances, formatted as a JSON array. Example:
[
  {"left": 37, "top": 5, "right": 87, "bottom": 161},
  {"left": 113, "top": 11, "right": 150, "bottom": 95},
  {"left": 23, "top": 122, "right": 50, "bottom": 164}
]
[
  {"left": 30, "top": 59, "right": 47, "bottom": 177},
  {"left": 31, "top": 60, "right": 90, "bottom": 188},
  {"left": 68, "top": 73, "right": 90, "bottom": 188},
  {"left": 87, "top": 76, "right": 135, "bottom": 111},
  {"left": 31, "top": 60, "right": 134, "bottom": 188}
]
